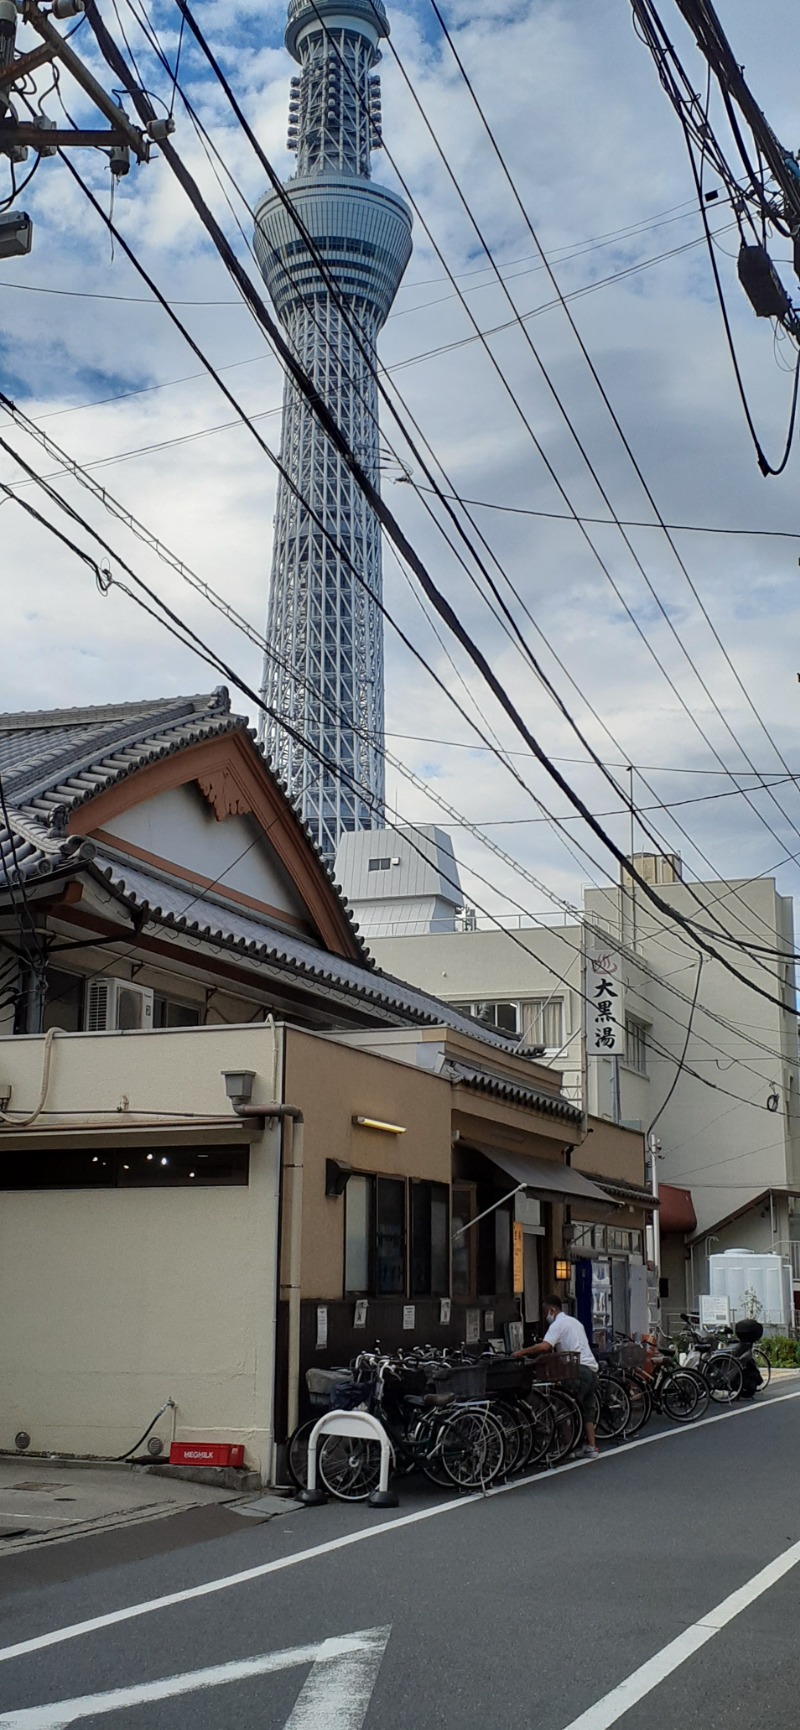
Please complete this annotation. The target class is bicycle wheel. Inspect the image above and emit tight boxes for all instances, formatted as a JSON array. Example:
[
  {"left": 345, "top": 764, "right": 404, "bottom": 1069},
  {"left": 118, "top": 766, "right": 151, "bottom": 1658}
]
[
  {"left": 622, "top": 1374, "right": 651, "bottom": 1436},
  {"left": 705, "top": 1352, "right": 743, "bottom": 1404},
  {"left": 317, "top": 1433, "right": 383, "bottom": 1501},
  {"left": 520, "top": 1390, "right": 556, "bottom": 1467},
  {"left": 286, "top": 1418, "right": 315, "bottom": 1491},
  {"left": 545, "top": 1388, "right": 583, "bottom": 1462},
  {"left": 594, "top": 1375, "right": 631, "bottom": 1440},
  {"left": 438, "top": 1406, "right": 505, "bottom": 1490},
  {"left": 491, "top": 1400, "right": 532, "bottom": 1477},
  {"left": 414, "top": 1410, "right": 457, "bottom": 1487},
  {"left": 752, "top": 1346, "right": 771, "bottom": 1389},
  {"left": 661, "top": 1369, "right": 705, "bottom": 1424}
]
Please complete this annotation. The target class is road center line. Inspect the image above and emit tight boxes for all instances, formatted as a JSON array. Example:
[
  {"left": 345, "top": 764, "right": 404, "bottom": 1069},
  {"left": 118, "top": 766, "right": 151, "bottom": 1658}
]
[
  {"left": 559, "top": 1536, "right": 800, "bottom": 1729},
  {"left": 1, "top": 1389, "right": 798, "bottom": 1667}
]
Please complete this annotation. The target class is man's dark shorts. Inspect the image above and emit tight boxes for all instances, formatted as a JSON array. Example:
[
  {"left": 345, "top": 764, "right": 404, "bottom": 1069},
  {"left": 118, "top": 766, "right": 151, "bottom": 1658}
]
[{"left": 575, "top": 1364, "right": 598, "bottom": 1419}]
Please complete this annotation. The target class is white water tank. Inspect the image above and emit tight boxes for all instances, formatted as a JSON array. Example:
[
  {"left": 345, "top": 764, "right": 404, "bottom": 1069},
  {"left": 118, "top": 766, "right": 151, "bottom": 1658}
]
[{"left": 707, "top": 1249, "right": 792, "bottom": 1330}]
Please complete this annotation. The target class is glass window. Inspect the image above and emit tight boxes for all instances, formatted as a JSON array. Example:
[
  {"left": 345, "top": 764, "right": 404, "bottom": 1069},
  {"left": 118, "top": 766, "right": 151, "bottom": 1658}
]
[
  {"left": 478, "top": 1195, "right": 513, "bottom": 1295},
  {"left": 411, "top": 1180, "right": 450, "bottom": 1297},
  {"left": 153, "top": 995, "right": 201, "bottom": 1029},
  {"left": 625, "top": 1016, "right": 648, "bottom": 1073},
  {"left": 453, "top": 1001, "right": 520, "bottom": 1035},
  {"left": 344, "top": 1173, "right": 372, "bottom": 1294},
  {"left": 375, "top": 1177, "right": 406, "bottom": 1295},
  {"left": 522, "top": 997, "right": 564, "bottom": 1050},
  {"left": 452, "top": 1182, "right": 476, "bottom": 1298},
  {"left": 43, "top": 968, "right": 83, "bottom": 1034},
  {"left": 0, "top": 1145, "right": 249, "bottom": 1189}
]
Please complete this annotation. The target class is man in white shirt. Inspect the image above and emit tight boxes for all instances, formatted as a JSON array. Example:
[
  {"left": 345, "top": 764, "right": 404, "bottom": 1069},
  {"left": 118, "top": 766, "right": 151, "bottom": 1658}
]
[{"left": 514, "top": 1295, "right": 599, "bottom": 1458}]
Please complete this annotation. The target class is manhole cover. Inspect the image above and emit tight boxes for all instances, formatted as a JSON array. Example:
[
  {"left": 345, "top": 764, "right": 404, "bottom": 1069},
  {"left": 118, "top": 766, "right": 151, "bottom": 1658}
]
[{"left": 11, "top": 1482, "right": 68, "bottom": 1493}]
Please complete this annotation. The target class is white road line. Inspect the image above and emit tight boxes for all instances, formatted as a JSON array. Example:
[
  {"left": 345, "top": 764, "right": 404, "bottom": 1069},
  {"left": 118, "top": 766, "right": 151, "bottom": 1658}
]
[
  {"left": 1, "top": 1390, "right": 798, "bottom": 1667},
  {"left": 559, "top": 1538, "right": 800, "bottom": 1729},
  {"left": 0, "top": 1630, "right": 387, "bottom": 1729},
  {"left": 283, "top": 1626, "right": 390, "bottom": 1729}
]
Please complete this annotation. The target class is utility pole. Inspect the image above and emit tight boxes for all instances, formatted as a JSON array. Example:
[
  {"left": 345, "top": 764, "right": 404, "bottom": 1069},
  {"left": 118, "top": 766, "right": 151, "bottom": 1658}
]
[{"left": 0, "top": 0, "right": 171, "bottom": 259}]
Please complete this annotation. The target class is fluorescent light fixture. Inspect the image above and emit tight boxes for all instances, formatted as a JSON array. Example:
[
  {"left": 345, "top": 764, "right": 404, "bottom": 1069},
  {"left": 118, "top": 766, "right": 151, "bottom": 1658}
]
[{"left": 352, "top": 1115, "right": 406, "bottom": 1135}]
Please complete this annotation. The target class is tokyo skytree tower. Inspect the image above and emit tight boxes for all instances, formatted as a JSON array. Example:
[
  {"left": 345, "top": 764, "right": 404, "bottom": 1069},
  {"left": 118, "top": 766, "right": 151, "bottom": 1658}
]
[{"left": 254, "top": 0, "right": 412, "bottom": 864}]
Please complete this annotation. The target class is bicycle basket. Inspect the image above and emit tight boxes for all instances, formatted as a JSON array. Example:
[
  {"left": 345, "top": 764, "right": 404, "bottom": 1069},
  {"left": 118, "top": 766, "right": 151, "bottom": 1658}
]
[
  {"left": 305, "top": 1367, "right": 353, "bottom": 1409},
  {"left": 534, "top": 1350, "right": 580, "bottom": 1384},
  {"left": 430, "top": 1362, "right": 487, "bottom": 1399},
  {"left": 615, "top": 1342, "right": 646, "bottom": 1370},
  {"left": 485, "top": 1356, "right": 531, "bottom": 1395}
]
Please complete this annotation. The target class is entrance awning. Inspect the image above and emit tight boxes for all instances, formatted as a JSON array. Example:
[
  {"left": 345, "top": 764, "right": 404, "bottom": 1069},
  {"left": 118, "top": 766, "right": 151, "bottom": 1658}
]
[{"left": 474, "top": 1144, "right": 613, "bottom": 1206}]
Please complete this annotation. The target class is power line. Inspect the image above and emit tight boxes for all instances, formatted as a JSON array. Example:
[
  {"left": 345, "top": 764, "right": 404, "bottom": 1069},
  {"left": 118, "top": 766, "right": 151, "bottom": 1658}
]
[
  {"left": 4, "top": 460, "right": 790, "bottom": 1117},
  {"left": 72, "top": 6, "right": 800, "bottom": 988},
  {"left": 132, "top": 0, "right": 800, "bottom": 965},
  {"left": 3, "top": 409, "right": 795, "bottom": 1093},
  {"left": 423, "top": 0, "right": 800, "bottom": 858}
]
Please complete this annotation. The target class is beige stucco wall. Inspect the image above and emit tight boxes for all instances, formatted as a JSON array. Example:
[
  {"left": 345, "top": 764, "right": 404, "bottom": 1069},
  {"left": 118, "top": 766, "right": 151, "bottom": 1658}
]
[
  {"left": 0, "top": 1023, "right": 282, "bottom": 1477},
  {"left": 284, "top": 1027, "right": 452, "bottom": 1301},
  {"left": 586, "top": 878, "right": 800, "bottom": 1234}
]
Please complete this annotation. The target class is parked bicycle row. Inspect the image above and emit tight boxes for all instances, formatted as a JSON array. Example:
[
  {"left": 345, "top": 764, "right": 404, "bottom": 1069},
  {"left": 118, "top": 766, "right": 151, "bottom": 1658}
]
[{"left": 288, "top": 1315, "right": 769, "bottom": 1502}]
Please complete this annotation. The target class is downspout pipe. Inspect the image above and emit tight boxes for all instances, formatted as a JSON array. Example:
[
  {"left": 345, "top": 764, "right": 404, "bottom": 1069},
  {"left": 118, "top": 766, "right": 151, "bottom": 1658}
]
[{"left": 232, "top": 1103, "right": 305, "bottom": 1441}]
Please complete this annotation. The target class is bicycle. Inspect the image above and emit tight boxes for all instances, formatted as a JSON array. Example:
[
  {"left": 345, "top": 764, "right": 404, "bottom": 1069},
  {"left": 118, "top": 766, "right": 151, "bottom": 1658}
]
[{"left": 290, "top": 1353, "right": 508, "bottom": 1499}]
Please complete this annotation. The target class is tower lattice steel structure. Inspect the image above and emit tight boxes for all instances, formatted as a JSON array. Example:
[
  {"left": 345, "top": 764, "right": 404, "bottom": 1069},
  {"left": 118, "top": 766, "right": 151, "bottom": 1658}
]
[{"left": 255, "top": 0, "right": 412, "bottom": 865}]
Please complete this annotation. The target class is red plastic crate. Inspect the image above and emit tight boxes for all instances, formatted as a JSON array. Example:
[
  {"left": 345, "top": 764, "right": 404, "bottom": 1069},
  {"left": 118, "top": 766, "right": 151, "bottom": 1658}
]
[{"left": 169, "top": 1441, "right": 244, "bottom": 1469}]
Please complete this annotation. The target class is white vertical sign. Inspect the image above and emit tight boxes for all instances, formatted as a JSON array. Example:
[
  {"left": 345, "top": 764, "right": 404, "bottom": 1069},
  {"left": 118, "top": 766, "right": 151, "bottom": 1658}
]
[{"left": 584, "top": 937, "right": 625, "bottom": 1057}]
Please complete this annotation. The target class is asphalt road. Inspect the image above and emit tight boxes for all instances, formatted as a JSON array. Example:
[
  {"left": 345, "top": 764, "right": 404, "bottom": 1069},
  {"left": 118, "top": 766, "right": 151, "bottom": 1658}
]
[{"left": 1, "top": 1387, "right": 799, "bottom": 1728}]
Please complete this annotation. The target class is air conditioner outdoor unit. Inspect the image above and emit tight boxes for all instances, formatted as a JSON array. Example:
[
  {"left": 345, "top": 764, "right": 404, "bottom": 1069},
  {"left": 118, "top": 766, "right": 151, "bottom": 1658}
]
[{"left": 85, "top": 978, "right": 154, "bottom": 1032}]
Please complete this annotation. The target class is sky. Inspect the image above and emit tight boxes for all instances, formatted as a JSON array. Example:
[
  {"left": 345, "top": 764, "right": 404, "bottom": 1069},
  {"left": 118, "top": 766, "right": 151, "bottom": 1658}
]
[{"left": 2, "top": 0, "right": 800, "bottom": 936}]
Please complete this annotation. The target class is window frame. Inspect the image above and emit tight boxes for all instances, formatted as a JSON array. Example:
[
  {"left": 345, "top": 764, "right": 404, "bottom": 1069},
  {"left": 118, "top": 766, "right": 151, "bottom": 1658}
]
[{"left": 624, "top": 1015, "right": 649, "bottom": 1074}]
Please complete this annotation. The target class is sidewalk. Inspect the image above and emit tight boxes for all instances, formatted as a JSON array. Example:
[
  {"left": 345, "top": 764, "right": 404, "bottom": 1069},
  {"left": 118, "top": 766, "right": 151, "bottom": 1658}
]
[{"left": 0, "top": 1455, "right": 238, "bottom": 1555}]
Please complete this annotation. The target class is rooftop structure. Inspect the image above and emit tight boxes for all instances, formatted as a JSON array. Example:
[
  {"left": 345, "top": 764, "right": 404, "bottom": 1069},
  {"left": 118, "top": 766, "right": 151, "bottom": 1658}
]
[{"left": 335, "top": 823, "right": 463, "bottom": 939}]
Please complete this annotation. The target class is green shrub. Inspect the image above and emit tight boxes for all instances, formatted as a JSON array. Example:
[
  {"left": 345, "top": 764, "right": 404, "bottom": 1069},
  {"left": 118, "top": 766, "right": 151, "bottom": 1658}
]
[{"left": 760, "top": 1335, "right": 799, "bottom": 1367}]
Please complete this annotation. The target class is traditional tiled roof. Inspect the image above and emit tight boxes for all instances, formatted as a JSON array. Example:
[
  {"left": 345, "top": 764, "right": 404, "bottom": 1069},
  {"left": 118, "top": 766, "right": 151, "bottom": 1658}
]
[
  {"left": 444, "top": 1059, "right": 584, "bottom": 1126},
  {"left": 85, "top": 850, "right": 522, "bottom": 1048},
  {"left": 0, "top": 690, "right": 523, "bottom": 1054},
  {"left": 0, "top": 687, "right": 366, "bottom": 957}
]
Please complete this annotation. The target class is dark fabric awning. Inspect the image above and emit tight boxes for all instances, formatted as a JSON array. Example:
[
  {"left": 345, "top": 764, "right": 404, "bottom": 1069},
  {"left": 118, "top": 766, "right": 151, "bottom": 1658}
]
[{"left": 474, "top": 1144, "right": 612, "bottom": 1206}]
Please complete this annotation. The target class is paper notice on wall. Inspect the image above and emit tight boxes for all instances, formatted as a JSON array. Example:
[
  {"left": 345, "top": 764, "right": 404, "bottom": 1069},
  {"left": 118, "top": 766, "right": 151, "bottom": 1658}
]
[
  {"left": 402, "top": 1304, "right": 416, "bottom": 1330},
  {"left": 585, "top": 935, "right": 625, "bottom": 1056},
  {"left": 354, "top": 1300, "right": 368, "bottom": 1329},
  {"left": 465, "top": 1308, "right": 481, "bottom": 1345},
  {"left": 439, "top": 1297, "right": 451, "bottom": 1326},
  {"left": 316, "top": 1305, "right": 328, "bottom": 1350},
  {"left": 484, "top": 1310, "right": 495, "bottom": 1335}
]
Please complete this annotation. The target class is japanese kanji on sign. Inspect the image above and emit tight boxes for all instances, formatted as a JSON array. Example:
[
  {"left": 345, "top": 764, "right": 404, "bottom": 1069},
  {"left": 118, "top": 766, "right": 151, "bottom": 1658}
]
[{"left": 584, "top": 936, "right": 625, "bottom": 1056}]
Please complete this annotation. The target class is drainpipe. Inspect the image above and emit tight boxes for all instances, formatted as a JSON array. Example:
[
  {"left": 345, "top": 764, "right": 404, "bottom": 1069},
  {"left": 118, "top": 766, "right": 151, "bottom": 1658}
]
[{"left": 231, "top": 1102, "right": 305, "bottom": 1440}]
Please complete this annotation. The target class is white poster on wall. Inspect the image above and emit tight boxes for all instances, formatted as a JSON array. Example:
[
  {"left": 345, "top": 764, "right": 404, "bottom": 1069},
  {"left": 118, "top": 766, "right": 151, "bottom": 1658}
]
[{"left": 585, "top": 937, "right": 625, "bottom": 1057}]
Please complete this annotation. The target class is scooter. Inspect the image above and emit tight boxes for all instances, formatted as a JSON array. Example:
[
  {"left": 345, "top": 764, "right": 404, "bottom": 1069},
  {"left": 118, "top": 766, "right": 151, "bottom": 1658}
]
[{"left": 679, "top": 1313, "right": 763, "bottom": 1402}]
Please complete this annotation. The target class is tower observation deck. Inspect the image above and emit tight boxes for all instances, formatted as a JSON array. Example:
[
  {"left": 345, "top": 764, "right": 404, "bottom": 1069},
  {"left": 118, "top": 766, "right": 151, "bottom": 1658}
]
[{"left": 254, "top": 0, "right": 412, "bottom": 865}]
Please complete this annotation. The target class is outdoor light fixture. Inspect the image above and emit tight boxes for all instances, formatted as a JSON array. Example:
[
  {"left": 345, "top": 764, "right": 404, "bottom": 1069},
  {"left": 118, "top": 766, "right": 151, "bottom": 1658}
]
[
  {"left": 554, "top": 1259, "right": 571, "bottom": 1282},
  {"left": 352, "top": 1116, "right": 406, "bottom": 1135},
  {"left": 222, "top": 1070, "right": 256, "bottom": 1108},
  {"left": 326, "top": 1159, "right": 353, "bottom": 1198}
]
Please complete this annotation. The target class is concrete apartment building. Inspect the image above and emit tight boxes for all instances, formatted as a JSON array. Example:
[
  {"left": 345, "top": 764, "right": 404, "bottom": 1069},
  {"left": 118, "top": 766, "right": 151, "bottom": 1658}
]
[{"left": 342, "top": 829, "right": 800, "bottom": 1327}]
